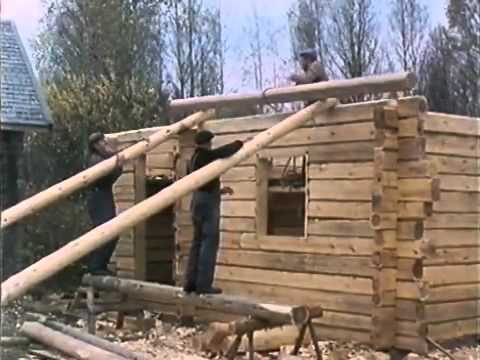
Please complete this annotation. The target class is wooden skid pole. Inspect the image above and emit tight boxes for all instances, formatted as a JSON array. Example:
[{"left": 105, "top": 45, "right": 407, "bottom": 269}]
[
  {"left": 1, "top": 110, "right": 214, "bottom": 229},
  {"left": 170, "top": 72, "right": 415, "bottom": 112},
  {"left": 1, "top": 99, "right": 336, "bottom": 306},
  {"left": 20, "top": 322, "right": 126, "bottom": 360}
]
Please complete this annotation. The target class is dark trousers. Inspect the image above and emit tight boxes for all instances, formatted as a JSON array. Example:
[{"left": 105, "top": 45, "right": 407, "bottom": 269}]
[
  {"left": 87, "top": 191, "right": 119, "bottom": 272},
  {"left": 184, "top": 191, "right": 220, "bottom": 291}
]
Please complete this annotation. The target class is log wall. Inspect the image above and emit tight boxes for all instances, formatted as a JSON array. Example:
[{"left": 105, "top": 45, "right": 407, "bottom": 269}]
[{"left": 108, "top": 98, "right": 479, "bottom": 353}]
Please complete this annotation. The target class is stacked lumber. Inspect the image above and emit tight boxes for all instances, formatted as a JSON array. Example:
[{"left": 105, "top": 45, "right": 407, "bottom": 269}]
[{"left": 421, "top": 112, "right": 480, "bottom": 342}]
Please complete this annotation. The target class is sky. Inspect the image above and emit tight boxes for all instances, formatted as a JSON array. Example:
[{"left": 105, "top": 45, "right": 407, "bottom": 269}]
[{"left": 1, "top": 0, "right": 448, "bottom": 90}]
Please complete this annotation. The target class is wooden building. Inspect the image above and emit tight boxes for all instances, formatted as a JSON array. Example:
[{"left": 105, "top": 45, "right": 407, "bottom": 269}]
[{"left": 107, "top": 95, "right": 479, "bottom": 353}]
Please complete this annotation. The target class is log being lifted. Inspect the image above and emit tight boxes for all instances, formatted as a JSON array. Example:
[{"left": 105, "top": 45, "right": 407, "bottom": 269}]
[
  {"left": 1, "top": 98, "right": 336, "bottom": 306},
  {"left": 169, "top": 72, "right": 415, "bottom": 112},
  {"left": 81, "top": 275, "right": 310, "bottom": 326},
  {"left": 20, "top": 322, "right": 127, "bottom": 360},
  {"left": 0, "top": 110, "right": 214, "bottom": 229}
]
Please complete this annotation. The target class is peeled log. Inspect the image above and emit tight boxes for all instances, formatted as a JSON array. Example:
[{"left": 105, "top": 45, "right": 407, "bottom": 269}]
[
  {"left": 1, "top": 110, "right": 214, "bottom": 229},
  {"left": 82, "top": 275, "right": 300, "bottom": 326},
  {"left": 1, "top": 99, "right": 336, "bottom": 306},
  {"left": 20, "top": 322, "right": 126, "bottom": 360},
  {"left": 169, "top": 72, "right": 415, "bottom": 112}
]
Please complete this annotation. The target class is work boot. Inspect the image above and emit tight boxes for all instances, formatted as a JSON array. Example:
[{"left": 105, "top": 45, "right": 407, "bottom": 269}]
[{"left": 196, "top": 287, "right": 222, "bottom": 295}]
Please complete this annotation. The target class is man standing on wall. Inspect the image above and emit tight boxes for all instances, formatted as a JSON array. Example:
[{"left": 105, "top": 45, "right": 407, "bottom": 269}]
[
  {"left": 86, "top": 132, "right": 125, "bottom": 276},
  {"left": 184, "top": 130, "right": 243, "bottom": 295},
  {"left": 288, "top": 48, "right": 329, "bottom": 105}
]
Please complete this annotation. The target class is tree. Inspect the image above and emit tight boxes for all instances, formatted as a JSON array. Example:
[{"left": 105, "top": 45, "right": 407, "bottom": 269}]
[
  {"left": 388, "top": 0, "right": 429, "bottom": 75},
  {"left": 327, "top": 0, "right": 381, "bottom": 79},
  {"left": 166, "top": 0, "right": 224, "bottom": 98}
]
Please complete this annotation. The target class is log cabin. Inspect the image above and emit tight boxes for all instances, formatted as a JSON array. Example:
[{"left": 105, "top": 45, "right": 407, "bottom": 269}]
[{"left": 107, "top": 96, "right": 480, "bottom": 353}]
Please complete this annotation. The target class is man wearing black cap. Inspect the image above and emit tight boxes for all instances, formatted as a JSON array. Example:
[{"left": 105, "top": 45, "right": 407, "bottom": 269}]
[
  {"left": 86, "top": 132, "right": 125, "bottom": 275},
  {"left": 184, "top": 130, "right": 243, "bottom": 294}
]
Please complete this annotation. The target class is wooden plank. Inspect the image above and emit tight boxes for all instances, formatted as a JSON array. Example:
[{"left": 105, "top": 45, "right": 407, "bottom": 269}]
[
  {"left": 221, "top": 166, "right": 256, "bottom": 181},
  {"left": 398, "top": 160, "right": 437, "bottom": 178},
  {"left": 309, "top": 141, "right": 375, "bottom": 163},
  {"left": 397, "top": 320, "right": 426, "bottom": 337},
  {"left": 399, "top": 117, "right": 423, "bottom": 138},
  {"left": 426, "top": 133, "right": 480, "bottom": 158},
  {"left": 398, "top": 96, "right": 428, "bottom": 118},
  {"left": 215, "top": 279, "right": 374, "bottom": 314},
  {"left": 146, "top": 153, "right": 175, "bottom": 170},
  {"left": 115, "top": 173, "right": 134, "bottom": 186},
  {"left": 425, "top": 229, "right": 480, "bottom": 247},
  {"left": 426, "top": 300, "right": 480, "bottom": 322},
  {"left": 428, "top": 318, "right": 480, "bottom": 341},
  {"left": 221, "top": 200, "right": 256, "bottom": 217},
  {"left": 374, "top": 149, "right": 398, "bottom": 170},
  {"left": 240, "top": 234, "right": 375, "bottom": 256},
  {"left": 399, "top": 138, "right": 426, "bottom": 160},
  {"left": 116, "top": 257, "right": 136, "bottom": 271},
  {"left": 399, "top": 179, "right": 438, "bottom": 201},
  {"left": 424, "top": 264, "right": 480, "bottom": 286},
  {"left": 425, "top": 112, "right": 480, "bottom": 137},
  {"left": 220, "top": 181, "right": 256, "bottom": 200},
  {"left": 307, "top": 219, "right": 374, "bottom": 237},
  {"left": 372, "top": 188, "right": 398, "bottom": 212},
  {"left": 396, "top": 299, "right": 421, "bottom": 321},
  {"left": 427, "top": 155, "right": 480, "bottom": 175},
  {"left": 217, "top": 249, "right": 374, "bottom": 277},
  {"left": 310, "top": 180, "right": 372, "bottom": 200},
  {"left": 375, "top": 129, "right": 398, "bottom": 150},
  {"left": 308, "top": 201, "right": 371, "bottom": 219},
  {"left": 215, "top": 265, "right": 373, "bottom": 295},
  {"left": 438, "top": 174, "right": 479, "bottom": 193},
  {"left": 220, "top": 217, "right": 256, "bottom": 232},
  {"left": 309, "top": 162, "right": 373, "bottom": 179},
  {"left": 433, "top": 191, "right": 480, "bottom": 213},
  {"left": 370, "top": 213, "right": 397, "bottom": 230},
  {"left": 423, "top": 247, "right": 480, "bottom": 266},
  {"left": 425, "top": 215, "right": 479, "bottom": 229}
]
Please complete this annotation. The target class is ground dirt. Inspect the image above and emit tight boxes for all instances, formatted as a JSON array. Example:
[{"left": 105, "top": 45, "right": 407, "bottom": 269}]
[{"left": 1, "top": 297, "right": 478, "bottom": 360}]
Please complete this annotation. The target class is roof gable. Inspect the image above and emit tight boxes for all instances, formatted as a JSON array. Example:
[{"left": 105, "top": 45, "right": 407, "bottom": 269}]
[{"left": 1, "top": 20, "right": 51, "bottom": 132}]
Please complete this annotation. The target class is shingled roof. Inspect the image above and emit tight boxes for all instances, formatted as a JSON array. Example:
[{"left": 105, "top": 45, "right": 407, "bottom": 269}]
[{"left": 1, "top": 20, "right": 51, "bottom": 132}]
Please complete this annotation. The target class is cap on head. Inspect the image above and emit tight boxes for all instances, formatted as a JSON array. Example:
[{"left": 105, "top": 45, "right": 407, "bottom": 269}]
[
  {"left": 195, "top": 130, "right": 214, "bottom": 145},
  {"left": 88, "top": 132, "right": 105, "bottom": 148},
  {"left": 298, "top": 48, "right": 317, "bottom": 61}
]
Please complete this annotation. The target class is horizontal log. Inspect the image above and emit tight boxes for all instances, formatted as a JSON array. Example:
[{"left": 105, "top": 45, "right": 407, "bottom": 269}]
[
  {"left": 145, "top": 168, "right": 174, "bottom": 178},
  {"left": 307, "top": 219, "right": 374, "bottom": 237},
  {"left": 426, "top": 133, "right": 480, "bottom": 158},
  {"left": 397, "top": 320, "right": 427, "bottom": 337},
  {"left": 370, "top": 213, "right": 397, "bottom": 230},
  {"left": 399, "top": 137, "right": 426, "bottom": 160},
  {"left": 221, "top": 200, "right": 256, "bottom": 217},
  {"left": 425, "top": 112, "right": 480, "bottom": 137},
  {"left": 215, "top": 279, "right": 373, "bottom": 315},
  {"left": 424, "top": 264, "right": 480, "bottom": 286},
  {"left": 425, "top": 214, "right": 479, "bottom": 229},
  {"left": 146, "top": 153, "right": 175, "bottom": 170},
  {"left": 220, "top": 181, "right": 256, "bottom": 200},
  {"left": 433, "top": 191, "right": 479, "bottom": 213},
  {"left": 437, "top": 174, "right": 479, "bottom": 193},
  {"left": 221, "top": 166, "right": 256, "bottom": 181},
  {"left": 428, "top": 318, "right": 480, "bottom": 341},
  {"left": 374, "top": 149, "right": 398, "bottom": 170},
  {"left": 82, "top": 276, "right": 298, "bottom": 325},
  {"left": 309, "top": 201, "right": 371, "bottom": 219},
  {"left": 309, "top": 141, "right": 376, "bottom": 163},
  {"left": 308, "top": 162, "right": 373, "bottom": 179},
  {"left": 398, "top": 202, "right": 432, "bottom": 219},
  {"left": 214, "top": 121, "right": 376, "bottom": 148},
  {"left": 428, "top": 283, "right": 480, "bottom": 303},
  {"left": 398, "top": 160, "right": 438, "bottom": 178},
  {"left": 397, "top": 96, "right": 428, "bottom": 118},
  {"left": 427, "top": 155, "right": 480, "bottom": 175},
  {"left": 220, "top": 217, "right": 256, "bottom": 233},
  {"left": 217, "top": 249, "right": 374, "bottom": 277},
  {"left": 396, "top": 299, "right": 422, "bottom": 321},
  {"left": 310, "top": 180, "right": 372, "bottom": 201},
  {"left": 398, "top": 221, "right": 424, "bottom": 240},
  {"left": 372, "top": 189, "right": 398, "bottom": 212},
  {"left": 215, "top": 265, "right": 373, "bottom": 295},
  {"left": 399, "top": 179, "right": 440, "bottom": 201},
  {"left": 375, "top": 129, "right": 398, "bottom": 150},
  {"left": 426, "top": 300, "right": 480, "bottom": 322},
  {"left": 398, "top": 117, "right": 424, "bottom": 138},
  {"left": 170, "top": 72, "right": 415, "bottom": 112}
]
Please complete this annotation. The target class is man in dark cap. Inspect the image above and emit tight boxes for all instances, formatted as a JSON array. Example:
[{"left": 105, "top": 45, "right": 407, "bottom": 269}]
[
  {"left": 183, "top": 130, "right": 243, "bottom": 294},
  {"left": 86, "top": 132, "right": 125, "bottom": 275},
  {"left": 288, "top": 48, "right": 329, "bottom": 105}
]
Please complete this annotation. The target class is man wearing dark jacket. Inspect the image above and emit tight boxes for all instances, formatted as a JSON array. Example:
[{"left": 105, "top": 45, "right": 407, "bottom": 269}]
[
  {"left": 184, "top": 130, "right": 243, "bottom": 294},
  {"left": 86, "top": 132, "right": 124, "bottom": 275}
]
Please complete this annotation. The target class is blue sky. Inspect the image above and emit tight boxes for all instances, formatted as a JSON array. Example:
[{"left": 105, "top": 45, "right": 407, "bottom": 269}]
[{"left": 2, "top": 0, "right": 448, "bottom": 90}]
